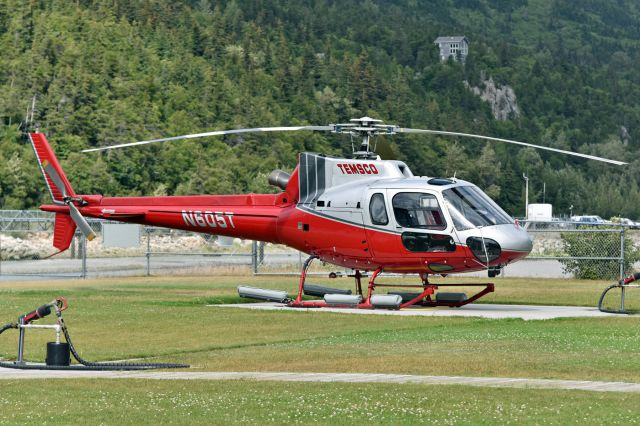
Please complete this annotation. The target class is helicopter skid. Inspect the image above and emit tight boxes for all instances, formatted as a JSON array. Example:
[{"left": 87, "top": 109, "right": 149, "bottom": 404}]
[
  {"left": 411, "top": 283, "right": 495, "bottom": 308},
  {"left": 287, "top": 256, "right": 494, "bottom": 310},
  {"left": 287, "top": 287, "right": 436, "bottom": 309},
  {"left": 286, "top": 284, "right": 494, "bottom": 310}
]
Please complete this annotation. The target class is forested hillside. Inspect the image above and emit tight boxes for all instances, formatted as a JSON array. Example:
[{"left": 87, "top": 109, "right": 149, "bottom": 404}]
[{"left": 2, "top": 0, "right": 640, "bottom": 218}]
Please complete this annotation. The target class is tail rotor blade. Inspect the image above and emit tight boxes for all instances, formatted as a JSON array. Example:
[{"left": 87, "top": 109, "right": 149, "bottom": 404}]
[
  {"left": 68, "top": 203, "right": 96, "bottom": 241},
  {"left": 42, "top": 160, "right": 69, "bottom": 197}
]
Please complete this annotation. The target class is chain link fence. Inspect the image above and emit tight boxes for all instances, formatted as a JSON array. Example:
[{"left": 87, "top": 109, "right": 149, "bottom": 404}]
[
  {"left": 0, "top": 217, "right": 258, "bottom": 280},
  {"left": 520, "top": 221, "right": 637, "bottom": 280},
  {"left": 1, "top": 211, "right": 638, "bottom": 281}
]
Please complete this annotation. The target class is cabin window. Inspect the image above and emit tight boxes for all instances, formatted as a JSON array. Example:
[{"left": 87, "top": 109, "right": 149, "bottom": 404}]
[
  {"left": 392, "top": 193, "right": 446, "bottom": 230},
  {"left": 369, "top": 193, "right": 388, "bottom": 225},
  {"left": 443, "top": 185, "right": 513, "bottom": 231}
]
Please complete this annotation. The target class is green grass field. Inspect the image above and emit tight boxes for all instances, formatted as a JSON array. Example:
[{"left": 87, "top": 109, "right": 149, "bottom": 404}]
[
  {"left": 2, "top": 381, "right": 640, "bottom": 425},
  {"left": 1, "top": 274, "right": 640, "bottom": 424}
]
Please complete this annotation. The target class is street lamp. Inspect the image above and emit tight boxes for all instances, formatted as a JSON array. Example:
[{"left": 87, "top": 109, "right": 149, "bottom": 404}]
[{"left": 523, "top": 173, "right": 529, "bottom": 219}]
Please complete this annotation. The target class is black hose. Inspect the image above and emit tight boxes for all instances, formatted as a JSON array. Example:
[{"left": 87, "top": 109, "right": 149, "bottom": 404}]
[
  {"left": 0, "top": 361, "right": 165, "bottom": 370},
  {"left": 0, "top": 323, "right": 17, "bottom": 335},
  {"left": 61, "top": 319, "right": 189, "bottom": 370},
  {"left": 0, "top": 319, "right": 188, "bottom": 371}
]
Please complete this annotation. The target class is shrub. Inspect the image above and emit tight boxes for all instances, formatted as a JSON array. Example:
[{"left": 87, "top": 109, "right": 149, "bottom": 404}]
[{"left": 559, "top": 228, "right": 640, "bottom": 280}]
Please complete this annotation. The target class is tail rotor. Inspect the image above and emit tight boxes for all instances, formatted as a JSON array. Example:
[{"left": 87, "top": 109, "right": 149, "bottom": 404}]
[{"left": 41, "top": 160, "right": 96, "bottom": 241}]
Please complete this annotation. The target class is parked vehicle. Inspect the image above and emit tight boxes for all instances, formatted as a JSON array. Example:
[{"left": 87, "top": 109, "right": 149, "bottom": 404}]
[
  {"left": 611, "top": 217, "right": 640, "bottom": 229},
  {"left": 527, "top": 203, "right": 553, "bottom": 221},
  {"left": 570, "top": 215, "right": 607, "bottom": 225}
]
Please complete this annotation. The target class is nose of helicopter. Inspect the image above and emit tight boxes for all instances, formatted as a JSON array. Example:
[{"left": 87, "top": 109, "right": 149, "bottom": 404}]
[
  {"left": 501, "top": 224, "right": 533, "bottom": 252},
  {"left": 464, "top": 223, "right": 532, "bottom": 263},
  {"left": 494, "top": 223, "right": 533, "bottom": 261}
]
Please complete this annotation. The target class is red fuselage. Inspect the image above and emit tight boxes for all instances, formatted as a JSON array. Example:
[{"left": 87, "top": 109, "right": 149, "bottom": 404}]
[
  {"left": 30, "top": 131, "right": 530, "bottom": 275},
  {"left": 41, "top": 192, "right": 528, "bottom": 274}
]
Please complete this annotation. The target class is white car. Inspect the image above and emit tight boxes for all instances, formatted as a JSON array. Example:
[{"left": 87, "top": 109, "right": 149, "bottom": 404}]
[
  {"left": 617, "top": 218, "right": 640, "bottom": 229},
  {"left": 570, "top": 215, "right": 606, "bottom": 225}
]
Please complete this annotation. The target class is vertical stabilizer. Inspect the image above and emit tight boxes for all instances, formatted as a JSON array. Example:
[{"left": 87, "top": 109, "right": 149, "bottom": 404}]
[
  {"left": 28, "top": 132, "right": 91, "bottom": 254},
  {"left": 28, "top": 132, "right": 76, "bottom": 203}
]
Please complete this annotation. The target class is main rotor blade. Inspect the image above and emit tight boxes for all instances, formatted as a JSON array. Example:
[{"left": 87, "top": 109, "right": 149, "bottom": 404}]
[
  {"left": 396, "top": 128, "right": 627, "bottom": 166},
  {"left": 68, "top": 203, "right": 96, "bottom": 241},
  {"left": 82, "top": 126, "right": 333, "bottom": 152},
  {"left": 42, "top": 160, "right": 68, "bottom": 197}
]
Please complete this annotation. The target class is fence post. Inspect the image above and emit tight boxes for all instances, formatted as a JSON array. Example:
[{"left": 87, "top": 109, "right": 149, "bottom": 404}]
[
  {"left": 619, "top": 226, "right": 625, "bottom": 281},
  {"left": 146, "top": 227, "right": 151, "bottom": 277},
  {"left": 620, "top": 226, "right": 626, "bottom": 311},
  {"left": 251, "top": 240, "right": 258, "bottom": 274}
]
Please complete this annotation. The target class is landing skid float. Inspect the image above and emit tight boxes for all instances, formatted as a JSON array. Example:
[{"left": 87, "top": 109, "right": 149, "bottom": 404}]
[{"left": 239, "top": 255, "right": 494, "bottom": 310}]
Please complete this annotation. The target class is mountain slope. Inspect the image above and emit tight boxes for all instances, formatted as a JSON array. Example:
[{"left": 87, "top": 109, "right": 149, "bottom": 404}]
[{"left": 1, "top": 0, "right": 639, "bottom": 217}]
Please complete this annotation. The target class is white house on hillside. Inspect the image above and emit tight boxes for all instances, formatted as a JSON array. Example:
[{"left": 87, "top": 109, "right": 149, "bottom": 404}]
[{"left": 434, "top": 36, "right": 469, "bottom": 62}]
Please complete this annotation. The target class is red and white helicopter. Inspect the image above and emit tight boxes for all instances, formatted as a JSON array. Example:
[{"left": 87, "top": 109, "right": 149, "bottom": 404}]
[{"left": 29, "top": 117, "right": 626, "bottom": 310}]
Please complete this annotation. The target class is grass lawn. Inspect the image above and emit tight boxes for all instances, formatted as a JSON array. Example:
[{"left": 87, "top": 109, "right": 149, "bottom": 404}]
[
  {"left": 0, "top": 274, "right": 639, "bottom": 423},
  {"left": 1, "top": 380, "right": 640, "bottom": 424}
]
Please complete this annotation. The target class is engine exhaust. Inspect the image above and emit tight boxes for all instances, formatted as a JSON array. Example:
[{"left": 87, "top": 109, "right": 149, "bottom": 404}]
[{"left": 268, "top": 170, "right": 290, "bottom": 190}]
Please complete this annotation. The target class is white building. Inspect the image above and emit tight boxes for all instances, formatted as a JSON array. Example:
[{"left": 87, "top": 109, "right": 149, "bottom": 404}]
[{"left": 434, "top": 36, "right": 469, "bottom": 62}]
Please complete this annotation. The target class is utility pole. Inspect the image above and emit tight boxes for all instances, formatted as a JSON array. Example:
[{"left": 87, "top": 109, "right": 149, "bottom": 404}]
[{"left": 523, "top": 173, "right": 529, "bottom": 219}]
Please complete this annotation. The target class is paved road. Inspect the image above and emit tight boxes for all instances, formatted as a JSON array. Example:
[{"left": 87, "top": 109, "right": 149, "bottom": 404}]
[
  {"left": 0, "top": 253, "right": 298, "bottom": 281},
  {"left": 0, "top": 256, "right": 572, "bottom": 281},
  {"left": 0, "top": 369, "right": 638, "bottom": 393}
]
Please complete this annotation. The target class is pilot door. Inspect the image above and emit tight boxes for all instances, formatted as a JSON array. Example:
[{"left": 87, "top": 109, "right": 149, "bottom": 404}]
[{"left": 365, "top": 189, "right": 461, "bottom": 272}]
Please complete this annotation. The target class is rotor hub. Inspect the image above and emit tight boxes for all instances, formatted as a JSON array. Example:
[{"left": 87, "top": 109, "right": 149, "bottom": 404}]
[{"left": 331, "top": 117, "right": 397, "bottom": 159}]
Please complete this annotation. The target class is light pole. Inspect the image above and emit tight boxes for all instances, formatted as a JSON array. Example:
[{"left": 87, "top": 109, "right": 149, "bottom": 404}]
[
  {"left": 569, "top": 204, "right": 574, "bottom": 218},
  {"left": 523, "top": 173, "right": 529, "bottom": 219}
]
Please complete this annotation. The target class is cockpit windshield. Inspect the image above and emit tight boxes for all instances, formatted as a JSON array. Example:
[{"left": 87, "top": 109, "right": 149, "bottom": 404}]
[{"left": 443, "top": 185, "right": 513, "bottom": 230}]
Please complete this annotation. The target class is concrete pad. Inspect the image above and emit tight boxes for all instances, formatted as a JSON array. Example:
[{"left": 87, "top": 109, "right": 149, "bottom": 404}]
[{"left": 213, "top": 302, "right": 622, "bottom": 320}]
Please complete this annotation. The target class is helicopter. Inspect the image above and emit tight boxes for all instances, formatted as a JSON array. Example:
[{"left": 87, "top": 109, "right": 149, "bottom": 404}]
[{"left": 28, "top": 117, "right": 626, "bottom": 310}]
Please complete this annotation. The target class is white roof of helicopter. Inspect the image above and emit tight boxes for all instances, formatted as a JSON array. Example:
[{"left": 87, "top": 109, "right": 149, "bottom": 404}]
[
  {"left": 299, "top": 153, "right": 473, "bottom": 208},
  {"left": 367, "top": 177, "right": 473, "bottom": 190}
]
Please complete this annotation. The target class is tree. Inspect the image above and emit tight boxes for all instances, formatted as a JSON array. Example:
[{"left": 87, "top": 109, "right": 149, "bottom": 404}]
[
  {"left": 472, "top": 144, "right": 502, "bottom": 199},
  {"left": 560, "top": 228, "right": 640, "bottom": 280}
]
